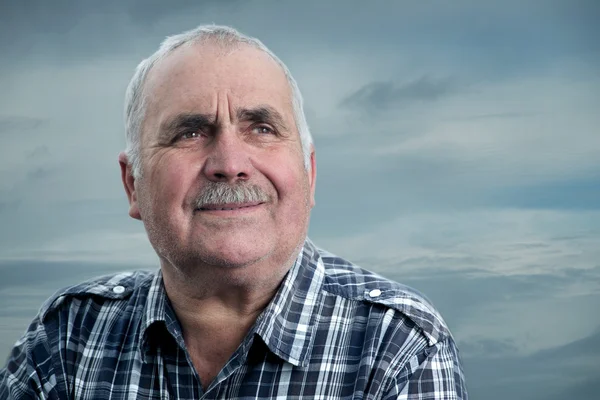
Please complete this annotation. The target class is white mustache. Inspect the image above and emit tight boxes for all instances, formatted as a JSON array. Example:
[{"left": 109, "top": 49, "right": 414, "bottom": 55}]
[{"left": 194, "top": 182, "right": 270, "bottom": 209}]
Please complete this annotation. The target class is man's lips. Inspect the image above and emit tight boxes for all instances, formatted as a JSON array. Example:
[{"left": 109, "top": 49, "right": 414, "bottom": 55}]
[{"left": 196, "top": 202, "right": 264, "bottom": 211}]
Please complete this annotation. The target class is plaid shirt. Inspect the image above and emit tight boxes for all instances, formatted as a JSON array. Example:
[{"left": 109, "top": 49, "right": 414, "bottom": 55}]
[{"left": 1, "top": 239, "right": 467, "bottom": 399}]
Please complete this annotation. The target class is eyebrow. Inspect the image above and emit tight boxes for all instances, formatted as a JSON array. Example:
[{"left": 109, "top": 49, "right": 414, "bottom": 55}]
[
  {"left": 158, "top": 105, "right": 289, "bottom": 142},
  {"left": 158, "top": 113, "right": 214, "bottom": 142},
  {"left": 160, "top": 114, "right": 215, "bottom": 132},
  {"left": 236, "top": 105, "right": 289, "bottom": 131}
]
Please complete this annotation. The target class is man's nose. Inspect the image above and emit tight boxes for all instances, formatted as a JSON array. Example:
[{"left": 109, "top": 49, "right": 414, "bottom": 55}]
[{"left": 201, "top": 130, "right": 251, "bottom": 183}]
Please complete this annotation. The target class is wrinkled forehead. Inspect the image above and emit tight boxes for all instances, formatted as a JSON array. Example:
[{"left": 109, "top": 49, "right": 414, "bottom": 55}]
[{"left": 142, "top": 41, "right": 294, "bottom": 133}]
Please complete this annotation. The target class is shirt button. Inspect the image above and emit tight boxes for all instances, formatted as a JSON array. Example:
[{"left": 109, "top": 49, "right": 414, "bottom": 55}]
[
  {"left": 369, "top": 289, "right": 382, "bottom": 298},
  {"left": 112, "top": 285, "right": 125, "bottom": 294}
]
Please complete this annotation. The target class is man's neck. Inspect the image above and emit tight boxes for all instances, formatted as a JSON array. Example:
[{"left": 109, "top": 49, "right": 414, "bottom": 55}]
[
  {"left": 166, "top": 281, "right": 278, "bottom": 390},
  {"left": 163, "top": 275, "right": 281, "bottom": 331},
  {"left": 160, "top": 252, "right": 299, "bottom": 390},
  {"left": 161, "top": 251, "right": 296, "bottom": 321}
]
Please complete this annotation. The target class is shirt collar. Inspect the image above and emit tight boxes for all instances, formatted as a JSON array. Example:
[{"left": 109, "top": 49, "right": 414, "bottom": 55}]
[
  {"left": 250, "top": 239, "right": 325, "bottom": 367},
  {"left": 139, "top": 239, "right": 326, "bottom": 367},
  {"left": 139, "top": 270, "right": 185, "bottom": 362}
]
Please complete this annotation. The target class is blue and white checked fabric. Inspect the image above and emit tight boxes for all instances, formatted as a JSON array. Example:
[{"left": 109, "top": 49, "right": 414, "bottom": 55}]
[{"left": 1, "top": 239, "right": 467, "bottom": 399}]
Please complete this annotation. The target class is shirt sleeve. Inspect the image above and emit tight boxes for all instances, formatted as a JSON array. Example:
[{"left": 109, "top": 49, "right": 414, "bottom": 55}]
[
  {"left": 0, "top": 317, "right": 60, "bottom": 400},
  {"left": 383, "top": 336, "right": 468, "bottom": 400}
]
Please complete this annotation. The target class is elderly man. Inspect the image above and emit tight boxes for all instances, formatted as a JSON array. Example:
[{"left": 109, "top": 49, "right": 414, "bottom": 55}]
[{"left": 1, "top": 25, "right": 467, "bottom": 399}]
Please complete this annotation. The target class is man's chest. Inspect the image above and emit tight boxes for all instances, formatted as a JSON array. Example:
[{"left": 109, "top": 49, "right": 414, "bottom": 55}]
[{"left": 65, "top": 345, "right": 391, "bottom": 399}]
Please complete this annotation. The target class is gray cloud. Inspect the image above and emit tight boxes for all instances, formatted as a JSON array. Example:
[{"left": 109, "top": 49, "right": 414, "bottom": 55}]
[
  {"left": 0, "top": 0, "right": 237, "bottom": 32},
  {"left": 310, "top": 152, "right": 479, "bottom": 237},
  {"left": 459, "top": 337, "right": 519, "bottom": 358},
  {"left": 0, "top": 200, "right": 21, "bottom": 215},
  {"left": 123, "top": 0, "right": 241, "bottom": 26},
  {"left": 542, "top": 378, "right": 600, "bottom": 400},
  {"left": 27, "top": 145, "right": 51, "bottom": 159},
  {"left": 445, "top": 111, "right": 539, "bottom": 121},
  {"left": 0, "top": 259, "right": 146, "bottom": 291},
  {"left": 0, "top": 198, "right": 135, "bottom": 252},
  {"left": 379, "top": 265, "right": 600, "bottom": 329},
  {"left": 485, "top": 176, "right": 600, "bottom": 211},
  {"left": 0, "top": 0, "right": 239, "bottom": 70},
  {"left": 25, "top": 166, "right": 57, "bottom": 182},
  {"left": 311, "top": 147, "right": 600, "bottom": 239},
  {"left": 0, "top": 116, "right": 46, "bottom": 135},
  {"left": 340, "top": 77, "right": 460, "bottom": 111},
  {"left": 465, "top": 330, "right": 600, "bottom": 400},
  {"left": 1, "top": 0, "right": 597, "bottom": 72}
]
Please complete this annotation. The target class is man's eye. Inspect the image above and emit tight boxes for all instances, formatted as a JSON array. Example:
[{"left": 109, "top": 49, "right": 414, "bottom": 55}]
[
  {"left": 252, "top": 125, "right": 275, "bottom": 135},
  {"left": 180, "top": 131, "right": 202, "bottom": 139}
]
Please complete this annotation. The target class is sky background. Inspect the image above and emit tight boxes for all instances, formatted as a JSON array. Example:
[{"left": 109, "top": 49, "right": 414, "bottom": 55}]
[{"left": 1, "top": 0, "right": 599, "bottom": 397}]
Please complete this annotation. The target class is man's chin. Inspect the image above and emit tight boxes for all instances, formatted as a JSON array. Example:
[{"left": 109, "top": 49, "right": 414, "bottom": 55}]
[{"left": 177, "top": 244, "right": 273, "bottom": 270}]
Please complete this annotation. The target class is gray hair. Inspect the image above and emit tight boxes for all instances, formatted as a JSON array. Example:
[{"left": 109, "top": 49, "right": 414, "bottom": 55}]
[{"left": 124, "top": 25, "right": 313, "bottom": 179}]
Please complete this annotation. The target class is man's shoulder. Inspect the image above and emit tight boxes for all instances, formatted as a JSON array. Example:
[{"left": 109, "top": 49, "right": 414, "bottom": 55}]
[
  {"left": 316, "top": 247, "right": 450, "bottom": 346},
  {"left": 39, "top": 270, "right": 155, "bottom": 322}
]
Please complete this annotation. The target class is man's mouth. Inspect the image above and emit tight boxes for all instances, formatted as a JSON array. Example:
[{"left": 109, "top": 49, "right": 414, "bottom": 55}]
[{"left": 196, "top": 202, "right": 264, "bottom": 211}]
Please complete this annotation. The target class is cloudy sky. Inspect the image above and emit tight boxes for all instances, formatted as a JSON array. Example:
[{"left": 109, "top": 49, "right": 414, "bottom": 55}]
[{"left": 1, "top": 0, "right": 599, "bottom": 397}]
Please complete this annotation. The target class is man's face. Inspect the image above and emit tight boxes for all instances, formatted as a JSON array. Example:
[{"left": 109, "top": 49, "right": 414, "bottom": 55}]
[{"left": 121, "top": 42, "right": 316, "bottom": 273}]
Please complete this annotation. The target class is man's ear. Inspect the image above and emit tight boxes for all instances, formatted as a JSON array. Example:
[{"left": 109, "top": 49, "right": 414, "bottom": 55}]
[
  {"left": 118, "top": 152, "right": 141, "bottom": 220},
  {"left": 308, "top": 146, "right": 317, "bottom": 208}
]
